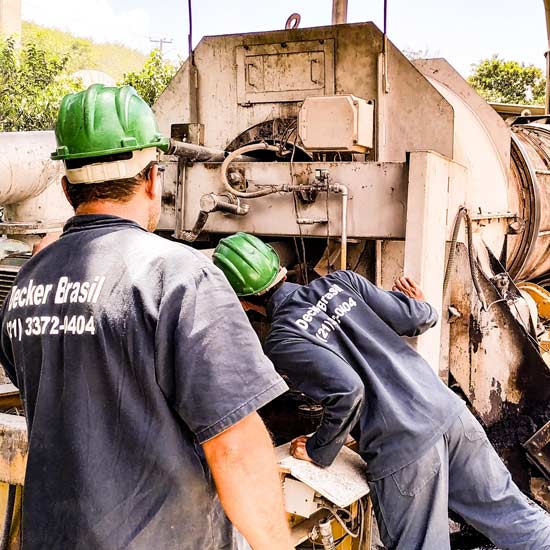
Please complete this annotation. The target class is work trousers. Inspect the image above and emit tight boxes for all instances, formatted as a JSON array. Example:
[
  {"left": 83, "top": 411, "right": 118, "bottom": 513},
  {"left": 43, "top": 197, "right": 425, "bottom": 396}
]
[{"left": 369, "top": 408, "right": 550, "bottom": 550}]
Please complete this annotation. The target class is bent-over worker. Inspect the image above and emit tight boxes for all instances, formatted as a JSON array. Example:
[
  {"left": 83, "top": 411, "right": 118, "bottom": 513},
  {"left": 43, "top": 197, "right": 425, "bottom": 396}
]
[
  {"left": 0, "top": 87, "right": 292, "bottom": 550},
  {"left": 213, "top": 231, "right": 550, "bottom": 550}
]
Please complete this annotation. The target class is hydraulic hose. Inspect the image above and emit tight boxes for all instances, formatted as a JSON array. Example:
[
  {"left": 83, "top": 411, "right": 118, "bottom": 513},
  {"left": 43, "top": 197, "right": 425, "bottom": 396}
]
[
  {"left": 0, "top": 485, "right": 16, "bottom": 550},
  {"left": 442, "top": 206, "right": 486, "bottom": 310},
  {"left": 221, "top": 143, "right": 282, "bottom": 198}
]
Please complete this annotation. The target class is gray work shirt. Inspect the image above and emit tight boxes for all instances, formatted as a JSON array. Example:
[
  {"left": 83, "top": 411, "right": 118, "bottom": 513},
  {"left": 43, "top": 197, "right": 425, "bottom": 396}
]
[
  {"left": 0, "top": 215, "right": 287, "bottom": 550},
  {"left": 265, "top": 271, "right": 464, "bottom": 480}
]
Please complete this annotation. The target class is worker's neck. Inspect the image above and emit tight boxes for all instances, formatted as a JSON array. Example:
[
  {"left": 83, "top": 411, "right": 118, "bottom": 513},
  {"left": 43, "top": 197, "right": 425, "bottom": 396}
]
[
  {"left": 241, "top": 301, "right": 267, "bottom": 316},
  {"left": 75, "top": 200, "right": 149, "bottom": 230}
]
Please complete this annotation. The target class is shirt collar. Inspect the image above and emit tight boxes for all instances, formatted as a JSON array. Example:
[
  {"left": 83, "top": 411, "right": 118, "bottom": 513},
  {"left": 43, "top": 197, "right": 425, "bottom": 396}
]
[
  {"left": 62, "top": 214, "right": 146, "bottom": 235},
  {"left": 267, "top": 282, "right": 301, "bottom": 319}
]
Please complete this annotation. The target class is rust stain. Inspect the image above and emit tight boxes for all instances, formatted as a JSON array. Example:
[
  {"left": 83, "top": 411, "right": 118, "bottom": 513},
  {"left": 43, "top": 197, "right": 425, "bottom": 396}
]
[{"left": 469, "top": 314, "right": 483, "bottom": 353}]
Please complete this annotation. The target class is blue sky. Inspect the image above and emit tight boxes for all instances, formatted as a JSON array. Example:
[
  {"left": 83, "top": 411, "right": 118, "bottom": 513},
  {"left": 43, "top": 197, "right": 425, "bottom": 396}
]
[{"left": 22, "top": 0, "right": 548, "bottom": 76}]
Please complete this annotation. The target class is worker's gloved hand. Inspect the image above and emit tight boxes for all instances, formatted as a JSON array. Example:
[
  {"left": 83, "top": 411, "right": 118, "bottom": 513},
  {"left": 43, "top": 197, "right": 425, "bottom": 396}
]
[
  {"left": 290, "top": 435, "right": 314, "bottom": 463},
  {"left": 392, "top": 276, "right": 425, "bottom": 301}
]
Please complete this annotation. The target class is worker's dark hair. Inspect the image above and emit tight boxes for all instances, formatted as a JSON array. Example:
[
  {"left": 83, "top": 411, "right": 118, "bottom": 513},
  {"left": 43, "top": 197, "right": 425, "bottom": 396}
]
[{"left": 64, "top": 158, "right": 155, "bottom": 209}]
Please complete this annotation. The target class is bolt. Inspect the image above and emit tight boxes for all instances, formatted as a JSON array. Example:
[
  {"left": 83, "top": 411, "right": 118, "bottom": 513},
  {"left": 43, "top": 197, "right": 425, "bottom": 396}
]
[
  {"left": 508, "top": 220, "right": 525, "bottom": 234},
  {"left": 448, "top": 306, "right": 462, "bottom": 323},
  {"left": 228, "top": 171, "right": 243, "bottom": 184}
]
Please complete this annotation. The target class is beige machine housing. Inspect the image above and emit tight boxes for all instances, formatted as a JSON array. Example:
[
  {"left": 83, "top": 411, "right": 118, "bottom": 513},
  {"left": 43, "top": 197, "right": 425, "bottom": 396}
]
[
  {"left": 151, "top": 21, "right": 550, "bottom": 510},
  {"left": 298, "top": 95, "right": 374, "bottom": 152}
]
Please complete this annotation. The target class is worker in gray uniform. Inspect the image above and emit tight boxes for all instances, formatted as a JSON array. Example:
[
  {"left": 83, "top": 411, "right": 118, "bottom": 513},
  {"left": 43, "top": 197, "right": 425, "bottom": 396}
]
[
  {"left": 0, "top": 87, "right": 293, "bottom": 550},
  {"left": 213, "top": 231, "right": 550, "bottom": 550}
]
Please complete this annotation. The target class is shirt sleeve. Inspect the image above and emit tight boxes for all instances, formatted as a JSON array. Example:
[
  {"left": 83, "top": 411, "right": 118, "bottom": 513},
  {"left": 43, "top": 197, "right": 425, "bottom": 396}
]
[
  {"left": 337, "top": 271, "right": 438, "bottom": 337},
  {"left": 0, "top": 293, "right": 18, "bottom": 387},
  {"left": 155, "top": 262, "right": 288, "bottom": 443},
  {"left": 265, "top": 335, "right": 364, "bottom": 467}
]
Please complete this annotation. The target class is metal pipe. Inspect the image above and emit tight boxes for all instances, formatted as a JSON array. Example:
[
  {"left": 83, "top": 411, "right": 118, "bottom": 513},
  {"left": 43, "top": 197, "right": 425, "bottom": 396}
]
[
  {"left": 165, "top": 138, "right": 227, "bottom": 162},
  {"left": 221, "top": 143, "right": 283, "bottom": 198},
  {"left": 0, "top": 131, "right": 62, "bottom": 205},
  {"left": 331, "top": 184, "right": 348, "bottom": 270},
  {"left": 545, "top": 0, "right": 550, "bottom": 113},
  {"left": 331, "top": 0, "right": 348, "bottom": 24}
]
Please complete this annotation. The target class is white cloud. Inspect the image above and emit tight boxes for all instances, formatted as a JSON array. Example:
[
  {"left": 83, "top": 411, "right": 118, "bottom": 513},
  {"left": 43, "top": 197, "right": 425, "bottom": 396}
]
[{"left": 22, "top": 0, "right": 151, "bottom": 52}]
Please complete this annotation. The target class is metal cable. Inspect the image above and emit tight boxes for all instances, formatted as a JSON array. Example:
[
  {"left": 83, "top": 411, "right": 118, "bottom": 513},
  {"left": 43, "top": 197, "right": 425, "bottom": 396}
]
[
  {"left": 317, "top": 505, "right": 361, "bottom": 538},
  {"left": 325, "top": 182, "right": 331, "bottom": 274},
  {"left": 289, "top": 133, "right": 309, "bottom": 283},
  {"left": 465, "top": 211, "right": 487, "bottom": 310},
  {"left": 442, "top": 207, "right": 467, "bottom": 296},
  {"left": 187, "top": 0, "right": 194, "bottom": 63}
]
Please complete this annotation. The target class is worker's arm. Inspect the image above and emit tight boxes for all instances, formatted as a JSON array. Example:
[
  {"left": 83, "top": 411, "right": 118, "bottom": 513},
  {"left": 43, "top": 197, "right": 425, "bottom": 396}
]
[
  {"left": 155, "top": 263, "right": 289, "bottom": 546},
  {"left": 266, "top": 336, "right": 364, "bottom": 467},
  {"left": 202, "top": 412, "right": 292, "bottom": 550},
  {"left": 337, "top": 271, "right": 438, "bottom": 337}
]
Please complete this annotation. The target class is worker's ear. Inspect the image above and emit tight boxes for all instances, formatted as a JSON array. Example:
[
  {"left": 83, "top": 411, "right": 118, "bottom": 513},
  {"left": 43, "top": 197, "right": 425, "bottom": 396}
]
[
  {"left": 61, "top": 176, "right": 75, "bottom": 209},
  {"left": 144, "top": 163, "right": 161, "bottom": 201}
]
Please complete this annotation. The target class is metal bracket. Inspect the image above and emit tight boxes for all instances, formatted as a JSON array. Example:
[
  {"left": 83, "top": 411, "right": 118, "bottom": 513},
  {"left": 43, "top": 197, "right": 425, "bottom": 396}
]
[
  {"left": 524, "top": 421, "right": 550, "bottom": 479},
  {"left": 0, "top": 222, "right": 64, "bottom": 235}
]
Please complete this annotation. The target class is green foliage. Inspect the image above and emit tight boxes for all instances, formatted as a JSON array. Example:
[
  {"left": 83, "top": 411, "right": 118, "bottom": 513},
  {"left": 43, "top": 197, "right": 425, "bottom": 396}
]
[
  {"left": 0, "top": 39, "right": 82, "bottom": 131},
  {"left": 120, "top": 50, "right": 177, "bottom": 106},
  {"left": 468, "top": 55, "right": 545, "bottom": 105},
  {"left": 22, "top": 22, "right": 146, "bottom": 80}
]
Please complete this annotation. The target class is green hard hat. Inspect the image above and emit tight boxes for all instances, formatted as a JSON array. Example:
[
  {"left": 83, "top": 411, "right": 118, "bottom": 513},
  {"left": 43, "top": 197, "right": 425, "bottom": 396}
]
[
  {"left": 213, "top": 233, "right": 283, "bottom": 296},
  {"left": 51, "top": 84, "right": 169, "bottom": 160}
]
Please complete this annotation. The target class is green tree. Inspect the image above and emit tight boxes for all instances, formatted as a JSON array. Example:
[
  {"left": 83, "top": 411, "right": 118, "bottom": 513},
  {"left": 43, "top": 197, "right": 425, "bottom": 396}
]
[
  {"left": 468, "top": 55, "right": 545, "bottom": 105},
  {"left": 0, "top": 39, "right": 82, "bottom": 131},
  {"left": 120, "top": 50, "right": 176, "bottom": 106}
]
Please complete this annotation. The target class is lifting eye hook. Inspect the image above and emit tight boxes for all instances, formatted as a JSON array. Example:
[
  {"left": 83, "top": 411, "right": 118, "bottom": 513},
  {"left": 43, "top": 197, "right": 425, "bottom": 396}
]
[{"left": 285, "top": 13, "right": 301, "bottom": 30}]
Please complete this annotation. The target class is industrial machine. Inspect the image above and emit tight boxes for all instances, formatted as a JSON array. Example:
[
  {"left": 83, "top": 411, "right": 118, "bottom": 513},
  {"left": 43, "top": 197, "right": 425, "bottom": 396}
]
[{"left": 3, "top": 3, "right": 550, "bottom": 548}]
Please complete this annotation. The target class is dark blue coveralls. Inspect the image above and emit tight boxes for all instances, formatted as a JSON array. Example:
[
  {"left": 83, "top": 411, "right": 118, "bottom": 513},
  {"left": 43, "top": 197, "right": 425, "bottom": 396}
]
[
  {"left": 265, "top": 270, "right": 550, "bottom": 550},
  {"left": 0, "top": 215, "right": 286, "bottom": 550}
]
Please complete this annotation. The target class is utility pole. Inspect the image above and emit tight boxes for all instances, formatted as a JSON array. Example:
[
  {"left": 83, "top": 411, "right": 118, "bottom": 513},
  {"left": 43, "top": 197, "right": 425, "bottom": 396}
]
[
  {"left": 544, "top": 0, "right": 550, "bottom": 113},
  {"left": 149, "top": 37, "right": 173, "bottom": 55}
]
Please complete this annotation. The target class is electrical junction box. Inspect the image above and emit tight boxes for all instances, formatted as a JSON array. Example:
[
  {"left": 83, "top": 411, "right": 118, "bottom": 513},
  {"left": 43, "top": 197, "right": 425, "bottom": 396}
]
[
  {"left": 298, "top": 95, "right": 374, "bottom": 152},
  {"left": 283, "top": 477, "right": 320, "bottom": 518}
]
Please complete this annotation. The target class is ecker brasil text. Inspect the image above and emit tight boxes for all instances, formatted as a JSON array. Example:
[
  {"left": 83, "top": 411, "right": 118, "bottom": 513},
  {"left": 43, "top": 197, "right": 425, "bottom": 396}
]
[
  {"left": 5, "top": 276, "right": 106, "bottom": 341},
  {"left": 8, "top": 276, "right": 106, "bottom": 311}
]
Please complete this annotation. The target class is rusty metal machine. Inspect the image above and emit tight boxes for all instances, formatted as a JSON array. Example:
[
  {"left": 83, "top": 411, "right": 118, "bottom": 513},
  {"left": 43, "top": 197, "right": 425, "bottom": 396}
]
[{"left": 4, "top": 3, "right": 550, "bottom": 548}]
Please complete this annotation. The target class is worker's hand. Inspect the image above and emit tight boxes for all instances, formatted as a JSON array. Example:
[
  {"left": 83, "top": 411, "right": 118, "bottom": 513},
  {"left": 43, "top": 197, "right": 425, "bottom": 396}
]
[
  {"left": 393, "top": 276, "right": 425, "bottom": 301},
  {"left": 290, "top": 435, "right": 314, "bottom": 463}
]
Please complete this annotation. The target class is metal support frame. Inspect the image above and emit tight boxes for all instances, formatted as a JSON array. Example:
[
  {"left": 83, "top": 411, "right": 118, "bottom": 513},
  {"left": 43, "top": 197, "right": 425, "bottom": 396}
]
[{"left": 404, "top": 151, "right": 455, "bottom": 373}]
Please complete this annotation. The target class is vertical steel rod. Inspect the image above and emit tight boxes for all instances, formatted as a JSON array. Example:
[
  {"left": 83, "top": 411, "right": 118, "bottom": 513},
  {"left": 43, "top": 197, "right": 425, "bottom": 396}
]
[{"left": 331, "top": 0, "right": 348, "bottom": 24}]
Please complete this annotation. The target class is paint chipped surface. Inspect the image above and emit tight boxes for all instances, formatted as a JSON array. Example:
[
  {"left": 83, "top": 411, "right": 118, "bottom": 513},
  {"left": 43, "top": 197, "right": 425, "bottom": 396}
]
[{"left": 276, "top": 442, "right": 369, "bottom": 508}]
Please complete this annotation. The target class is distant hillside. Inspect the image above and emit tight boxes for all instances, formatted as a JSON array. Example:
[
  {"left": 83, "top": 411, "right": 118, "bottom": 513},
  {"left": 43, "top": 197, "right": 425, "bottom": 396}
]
[{"left": 22, "top": 21, "right": 147, "bottom": 81}]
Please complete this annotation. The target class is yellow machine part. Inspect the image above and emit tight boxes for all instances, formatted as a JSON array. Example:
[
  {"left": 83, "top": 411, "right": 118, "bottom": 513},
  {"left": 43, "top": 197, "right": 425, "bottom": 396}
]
[
  {"left": 517, "top": 282, "right": 550, "bottom": 320},
  {"left": 289, "top": 498, "right": 373, "bottom": 549},
  {"left": 517, "top": 282, "right": 550, "bottom": 365},
  {"left": 0, "top": 483, "right": 22, "bottom": 550}
]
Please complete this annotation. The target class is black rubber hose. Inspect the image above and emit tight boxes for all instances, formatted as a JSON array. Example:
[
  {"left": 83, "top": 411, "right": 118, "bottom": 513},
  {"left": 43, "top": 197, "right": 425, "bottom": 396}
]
[{"left": 0, "top": 484, "right": 16, "bottom": 550}]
